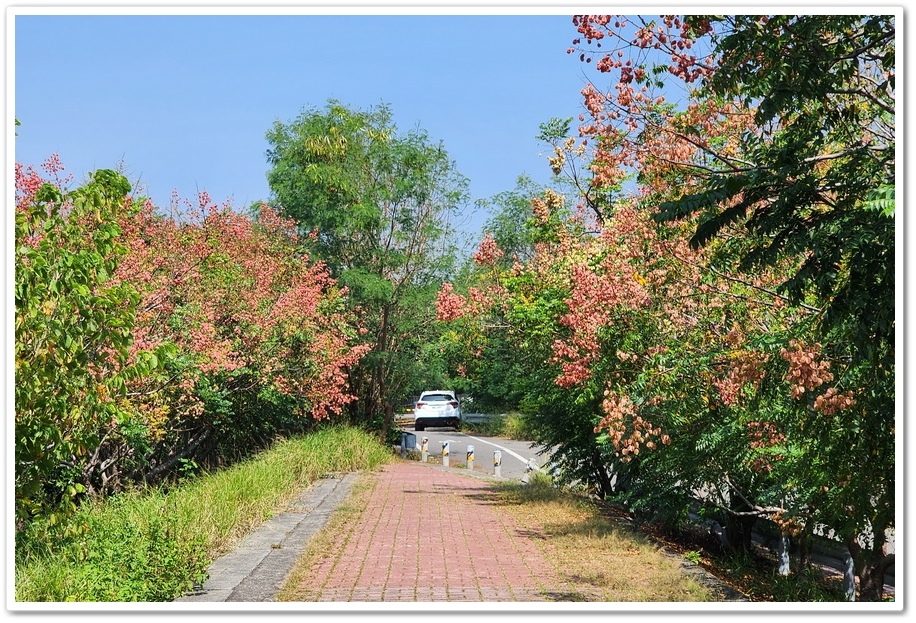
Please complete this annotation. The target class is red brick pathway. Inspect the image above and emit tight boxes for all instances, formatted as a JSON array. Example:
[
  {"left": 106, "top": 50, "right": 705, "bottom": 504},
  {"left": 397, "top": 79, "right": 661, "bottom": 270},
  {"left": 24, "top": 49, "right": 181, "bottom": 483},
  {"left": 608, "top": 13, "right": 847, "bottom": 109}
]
[{"left": 293, "top": 461, "right": 566, "bottom": 602}]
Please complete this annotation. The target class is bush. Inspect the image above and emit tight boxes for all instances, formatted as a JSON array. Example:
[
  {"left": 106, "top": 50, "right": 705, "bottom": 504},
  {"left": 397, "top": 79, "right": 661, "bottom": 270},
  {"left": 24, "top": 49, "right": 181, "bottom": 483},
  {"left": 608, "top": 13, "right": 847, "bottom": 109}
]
[
  {"left": 460, "top": 412, "right": 536, "bottom": 440},
  {"left": 500, "top": 411, "right": 538, "bottom": 440}
]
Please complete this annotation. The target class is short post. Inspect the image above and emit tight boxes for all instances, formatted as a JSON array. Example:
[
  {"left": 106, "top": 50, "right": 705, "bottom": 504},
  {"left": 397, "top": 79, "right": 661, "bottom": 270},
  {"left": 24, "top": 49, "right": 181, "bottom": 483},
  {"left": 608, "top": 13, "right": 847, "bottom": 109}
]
[
  {"left": 421, "top": 437, "right": 429, "bottom": 463},
  {"left": 521, "top": 458, "right": 536, "bottom": 484},
  {"left": 466, "top": 445, "right": 475, "bottom": 471},
  {"left": 493, "top": 450, "right": 502, "bottom": 477},
  {"left": 442, "top": 440, "right": 450, "bottom": 468}
]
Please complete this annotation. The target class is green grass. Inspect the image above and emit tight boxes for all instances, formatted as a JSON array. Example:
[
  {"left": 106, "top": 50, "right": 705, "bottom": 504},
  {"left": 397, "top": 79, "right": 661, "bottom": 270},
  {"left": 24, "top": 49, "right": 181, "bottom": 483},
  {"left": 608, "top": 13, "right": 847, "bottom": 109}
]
[{"left": 14, "top": 425, "right": 393, "bottom": 602}]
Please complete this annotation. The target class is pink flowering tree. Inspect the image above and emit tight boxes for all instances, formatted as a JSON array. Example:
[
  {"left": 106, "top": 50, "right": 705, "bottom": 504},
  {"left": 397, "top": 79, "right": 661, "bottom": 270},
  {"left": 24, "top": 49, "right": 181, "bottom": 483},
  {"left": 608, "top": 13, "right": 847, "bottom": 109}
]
[
  {"left": 435, "top": 16, "right": 893, "bottom": 601},
  {"left": 439, "top": 158, "right": 877, "bottom": 584},
  {"left": 563, "top": 14, "right": 895, "bottom": 599},
  {"left": 15, "top": 155, "right": 370, "bottom": 531},
  {"left": 106, "top": 191, "right": 368, "bottom": 487}
]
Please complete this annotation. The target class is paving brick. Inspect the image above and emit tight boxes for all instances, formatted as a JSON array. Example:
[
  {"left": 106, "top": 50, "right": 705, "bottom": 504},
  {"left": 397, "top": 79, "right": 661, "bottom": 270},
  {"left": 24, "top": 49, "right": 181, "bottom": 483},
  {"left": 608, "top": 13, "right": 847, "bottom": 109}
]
[{"left": 292, "top": 461, "right": 563, "bottom": 602}]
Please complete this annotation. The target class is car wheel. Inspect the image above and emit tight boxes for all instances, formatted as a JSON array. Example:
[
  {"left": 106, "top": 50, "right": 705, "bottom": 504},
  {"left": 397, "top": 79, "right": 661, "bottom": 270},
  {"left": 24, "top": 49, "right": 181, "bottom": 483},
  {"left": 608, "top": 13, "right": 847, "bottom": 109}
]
[{"left": 415, "top": 422, "right": 424, "bottom": 432}]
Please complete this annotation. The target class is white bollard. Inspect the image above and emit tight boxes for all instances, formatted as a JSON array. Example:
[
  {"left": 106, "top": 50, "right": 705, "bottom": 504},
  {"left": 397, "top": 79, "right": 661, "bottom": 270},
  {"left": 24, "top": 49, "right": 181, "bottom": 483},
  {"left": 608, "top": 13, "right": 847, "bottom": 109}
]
[
  {"left": 442, "top": 440, "right": 450, "bottom": 468},
  {"left": 466, "top": 445, "right": 474, "bottom": 471},
  {"left": 494, "top": 450, "right": 502, "bottom": 477},
  {"left": 421, "top": 437, "right": 429, "bottom": 463},
  {"left": 521, "top": 458, "right": 537, "bottom": 484}
]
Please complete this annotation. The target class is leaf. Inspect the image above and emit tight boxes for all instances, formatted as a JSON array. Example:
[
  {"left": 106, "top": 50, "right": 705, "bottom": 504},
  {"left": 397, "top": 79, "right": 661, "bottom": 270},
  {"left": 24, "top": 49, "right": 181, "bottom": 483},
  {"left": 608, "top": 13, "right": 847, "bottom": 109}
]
[
  {"left": 655, "top": 175, "right": 748, "bottom": 224},
  {"left": 862, "top": 184, "right": 894, "bottom": 217},
  {"left": 690, "top": 202, "right": 750, "bottom": 249}
]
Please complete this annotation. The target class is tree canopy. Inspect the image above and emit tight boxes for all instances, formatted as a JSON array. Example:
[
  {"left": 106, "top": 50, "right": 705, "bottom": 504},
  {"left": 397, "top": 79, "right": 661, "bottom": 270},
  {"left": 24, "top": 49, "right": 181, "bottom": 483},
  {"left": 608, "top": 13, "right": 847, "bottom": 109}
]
[{"left": 265, "top": 100, "right": 470, "bottom": 428}]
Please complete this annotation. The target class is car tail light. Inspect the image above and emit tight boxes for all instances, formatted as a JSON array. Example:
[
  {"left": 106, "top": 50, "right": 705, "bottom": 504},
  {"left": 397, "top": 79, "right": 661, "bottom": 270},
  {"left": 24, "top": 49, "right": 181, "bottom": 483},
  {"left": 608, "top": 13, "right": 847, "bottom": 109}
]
[
  {"left": 449, "top": 401, "right": 459, "bottom": 408},
  {"left": 416, "top": 402, "right": 426, "bottom": 408}
]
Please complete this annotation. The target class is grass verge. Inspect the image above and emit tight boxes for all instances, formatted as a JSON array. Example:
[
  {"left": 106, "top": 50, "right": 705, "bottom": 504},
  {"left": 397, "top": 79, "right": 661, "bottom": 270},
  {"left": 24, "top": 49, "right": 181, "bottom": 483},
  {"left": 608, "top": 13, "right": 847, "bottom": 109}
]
[
  {"left": 633, "top": 519, "right": 851, "bottom": 602},
  {"left": 460, "top": 412, "right": 536, "bottom": 440},
  {"left": 14, "top": 425, "right": 393, "bottom": 602},
  {"left": 493, "top": 473, "right": 718, "bottom": 602}
]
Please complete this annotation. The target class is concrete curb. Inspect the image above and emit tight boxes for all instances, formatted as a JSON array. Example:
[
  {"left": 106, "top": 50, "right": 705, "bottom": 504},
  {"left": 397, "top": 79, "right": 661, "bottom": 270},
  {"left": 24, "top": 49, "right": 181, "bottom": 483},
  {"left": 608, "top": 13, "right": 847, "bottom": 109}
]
[{"left": 174, "top": 472, "right": 358, "bottom": 603}]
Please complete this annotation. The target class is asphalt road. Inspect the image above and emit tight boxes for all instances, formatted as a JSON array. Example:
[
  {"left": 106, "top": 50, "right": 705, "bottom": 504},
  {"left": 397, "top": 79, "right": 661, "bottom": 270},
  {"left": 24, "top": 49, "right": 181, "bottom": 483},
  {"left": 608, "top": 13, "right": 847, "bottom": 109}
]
[{"left": 398, "top": 427, "right": 549, "bottom": 481}]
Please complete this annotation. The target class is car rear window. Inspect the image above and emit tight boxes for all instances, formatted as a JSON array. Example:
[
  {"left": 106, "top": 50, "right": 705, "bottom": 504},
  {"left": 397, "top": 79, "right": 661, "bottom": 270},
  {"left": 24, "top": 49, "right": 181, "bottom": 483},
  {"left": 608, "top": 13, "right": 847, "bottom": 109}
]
[{"left": 421, "top": 394, "right": 453, "bottom": 402}]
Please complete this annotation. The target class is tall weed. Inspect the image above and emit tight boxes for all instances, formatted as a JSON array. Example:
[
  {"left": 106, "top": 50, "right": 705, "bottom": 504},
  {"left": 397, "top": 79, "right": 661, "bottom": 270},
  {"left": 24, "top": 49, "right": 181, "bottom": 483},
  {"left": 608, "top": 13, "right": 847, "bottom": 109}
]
[
  {"left": 462, "top": 412, "right": 536, "bottom": 440},
  {"left": 15, "top": 426, "right": 392, "bottom": 602}
]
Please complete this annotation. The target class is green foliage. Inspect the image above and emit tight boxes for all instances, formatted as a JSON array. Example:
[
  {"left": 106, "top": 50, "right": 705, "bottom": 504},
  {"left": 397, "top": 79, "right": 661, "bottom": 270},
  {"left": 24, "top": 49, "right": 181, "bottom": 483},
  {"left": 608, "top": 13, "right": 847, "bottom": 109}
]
[
  {"left": 459, "top": 412, "right": 537, "bottom": 441},
  {"left": 265, "top": 100, "right": 468, "bottom": 277},
  {"left": 15, "top": 170, "right": 148, "bottom": 529},
  {"left": 661, "top": 15, "right": 895, "bottom": 362},
  {"left": 499, "top": 412, "right": 539, "bottom": 440},
  {"left": 264, "top": 100, "right": 470, "bottom": 423},
  {"left": 863, "top": 184, "right": 895, "bottom": 217},
  {"left": 536, "top": 117, "right": 573, "bottom": 143},
  {"left": 473, "top": 175, "right": 545, "bottom": 265}
]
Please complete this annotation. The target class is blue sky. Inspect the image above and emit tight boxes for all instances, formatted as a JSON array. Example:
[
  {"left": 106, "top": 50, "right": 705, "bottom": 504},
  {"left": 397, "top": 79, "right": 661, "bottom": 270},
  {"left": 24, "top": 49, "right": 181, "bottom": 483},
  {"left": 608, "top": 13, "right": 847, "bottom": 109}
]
[{"left": 13, "top": 9, "right": 598, "bottom": 239}]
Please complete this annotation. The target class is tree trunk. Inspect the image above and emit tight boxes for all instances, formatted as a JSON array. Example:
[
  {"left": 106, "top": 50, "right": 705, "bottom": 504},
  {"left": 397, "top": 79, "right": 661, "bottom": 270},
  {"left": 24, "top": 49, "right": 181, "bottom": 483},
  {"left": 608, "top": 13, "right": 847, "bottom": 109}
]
[
  {"left": 382, "top": 401, "right": 394, "bottom": 436},
  {"left": 777, "top": 532, "right": 790, "bottom": 576},
  {"left": 848, "top": 538, "right": 895, "bottom": 602},
  {"left": 794, "top": 522, "right": 814, "bottom": 570},
  {"left": 143, "top": 428, "right": 210, "bottom": 482},
  {"left": 842, "top": 551, "right": 856, "bottom": 601},
  {"left": 724, "top": 513, "right": 756, "bottom": 554},
  {"left": 374, "top": 303, "right": 392, "bottom": 430},
  {"left": 590, "top": 451, "right": 613, "bottom": 499},
  {"left": 724, "top": 493, "right": 757, "bottom": 554}
]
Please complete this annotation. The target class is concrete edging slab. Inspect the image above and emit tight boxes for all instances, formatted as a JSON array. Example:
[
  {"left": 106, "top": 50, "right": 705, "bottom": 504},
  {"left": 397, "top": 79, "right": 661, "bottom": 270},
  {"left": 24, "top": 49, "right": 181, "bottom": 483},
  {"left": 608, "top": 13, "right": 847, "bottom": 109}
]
[{"left": 174, "top": 472, "right": 358, "bottom": 603}]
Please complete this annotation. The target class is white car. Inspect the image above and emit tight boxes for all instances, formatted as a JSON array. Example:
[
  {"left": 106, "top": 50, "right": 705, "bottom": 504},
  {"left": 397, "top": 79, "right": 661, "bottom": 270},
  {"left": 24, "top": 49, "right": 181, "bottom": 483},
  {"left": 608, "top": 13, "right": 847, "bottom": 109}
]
[{"left": 413, "top": 391, "right": 461, "bottom": 432}]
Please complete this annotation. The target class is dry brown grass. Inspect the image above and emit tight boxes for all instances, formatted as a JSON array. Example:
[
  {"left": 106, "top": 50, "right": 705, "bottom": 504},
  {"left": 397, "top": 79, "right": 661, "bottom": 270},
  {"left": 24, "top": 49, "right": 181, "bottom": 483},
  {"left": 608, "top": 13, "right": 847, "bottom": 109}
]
[{"left": 493, "top": 474, "right": 715, "bottom": 602}]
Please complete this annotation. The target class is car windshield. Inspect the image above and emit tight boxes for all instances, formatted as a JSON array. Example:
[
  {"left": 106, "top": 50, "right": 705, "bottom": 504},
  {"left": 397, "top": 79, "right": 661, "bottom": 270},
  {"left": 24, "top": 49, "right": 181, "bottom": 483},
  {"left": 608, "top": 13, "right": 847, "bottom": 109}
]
[{"left": 421, "top": 394, "right": 452, "bottom": 402}]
